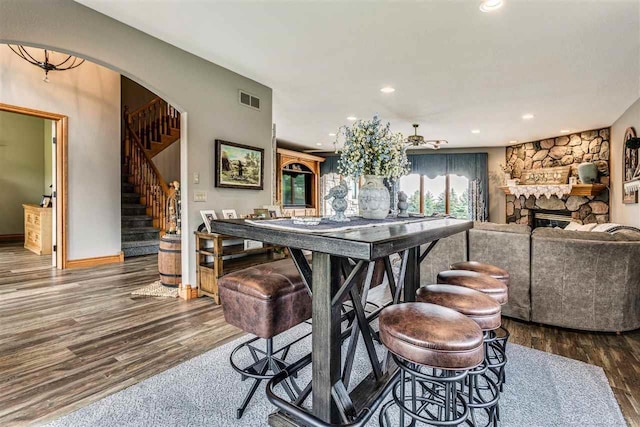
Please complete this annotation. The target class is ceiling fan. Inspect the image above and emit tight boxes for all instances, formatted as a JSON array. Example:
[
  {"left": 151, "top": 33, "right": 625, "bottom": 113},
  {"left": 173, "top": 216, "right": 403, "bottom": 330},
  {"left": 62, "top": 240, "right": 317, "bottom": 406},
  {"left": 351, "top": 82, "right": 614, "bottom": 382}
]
[{"left": 405, "top": 124, "right": 448, "bottom": 150}]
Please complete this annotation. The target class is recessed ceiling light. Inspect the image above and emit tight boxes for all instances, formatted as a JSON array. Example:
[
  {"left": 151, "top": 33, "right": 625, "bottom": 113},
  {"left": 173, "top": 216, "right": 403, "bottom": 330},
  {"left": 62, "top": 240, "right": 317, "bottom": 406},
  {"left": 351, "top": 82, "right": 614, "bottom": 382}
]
[
  {"left": 510, "top": 140, "right": 519, "bottom": 144},
  {"left": 471, "top": 129, "right": 481, "bottom": 134},
  {"left": 328, "top": 133, "right": 336, "bottom": 137},
  {"left": 347, "top": 116, "right": 357, "bottom": 121},
  {"left": 560, "top": 129, "right": 570, "bottom": 133},
  {"left": 316, "top": 143, "right": 323, "bottom": 146},
  {"left": 522, "top": 113, "right": 535, "bottom": 120},
  {"left": 380, "top": 86, "right": 395, "bottom": 93},
  {"left": 479, "top": 0, "right": 503, "bottom": 13}
]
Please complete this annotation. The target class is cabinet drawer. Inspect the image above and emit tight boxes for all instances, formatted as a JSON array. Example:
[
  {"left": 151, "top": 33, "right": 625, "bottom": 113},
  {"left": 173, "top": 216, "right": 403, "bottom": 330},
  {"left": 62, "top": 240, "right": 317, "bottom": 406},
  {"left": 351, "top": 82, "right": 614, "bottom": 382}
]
[
  {"left": 25, "top": 212, "right": 39, "bottom": 226},
  {"left": 26, "top": 230, "right": 41, "bottom": 246}
]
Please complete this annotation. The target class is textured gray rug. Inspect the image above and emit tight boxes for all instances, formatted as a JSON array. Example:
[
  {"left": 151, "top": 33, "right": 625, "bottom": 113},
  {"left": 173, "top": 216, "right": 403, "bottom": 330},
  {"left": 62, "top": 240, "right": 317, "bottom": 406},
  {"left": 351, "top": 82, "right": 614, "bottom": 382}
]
[{"left": 46, "top": 323, "right": 626, "bottom": 427}]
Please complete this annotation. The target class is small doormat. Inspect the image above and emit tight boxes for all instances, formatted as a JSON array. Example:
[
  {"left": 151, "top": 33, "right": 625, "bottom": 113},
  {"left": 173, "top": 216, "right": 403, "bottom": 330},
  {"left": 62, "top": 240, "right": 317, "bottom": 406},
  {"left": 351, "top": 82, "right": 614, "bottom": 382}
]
[{"left": 131, "top": 281, "right": 178, "bottom": 298}]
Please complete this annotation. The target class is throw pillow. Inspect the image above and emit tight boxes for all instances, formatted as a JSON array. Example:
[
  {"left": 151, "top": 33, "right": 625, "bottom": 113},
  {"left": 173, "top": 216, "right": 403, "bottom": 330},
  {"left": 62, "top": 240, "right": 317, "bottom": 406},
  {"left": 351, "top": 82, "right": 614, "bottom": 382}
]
[{"left": 564, "top": 222, "right": 582, "bottom": 231}]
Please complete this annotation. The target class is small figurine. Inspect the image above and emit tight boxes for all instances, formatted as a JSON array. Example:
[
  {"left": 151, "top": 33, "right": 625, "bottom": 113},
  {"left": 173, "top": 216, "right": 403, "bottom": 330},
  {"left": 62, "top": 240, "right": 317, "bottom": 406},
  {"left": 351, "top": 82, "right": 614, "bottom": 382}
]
[
  {"left": 397, "top": 191, "right": 409, "bottom": 218},
  {"left": 324, "top": 180, "right": 350, "bottom": 222}
]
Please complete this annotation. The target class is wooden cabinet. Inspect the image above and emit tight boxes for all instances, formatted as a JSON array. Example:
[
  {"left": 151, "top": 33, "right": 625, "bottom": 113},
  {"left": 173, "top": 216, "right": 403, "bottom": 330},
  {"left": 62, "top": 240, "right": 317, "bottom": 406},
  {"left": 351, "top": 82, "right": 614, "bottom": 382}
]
[
  {"left": 276, "top": 148, "right": 325, "bottom": 217},
  {"left": 23, "top": 204, "right": 52, "bottom": 255},
  {"left": 195, "top": 232, "right": 286, "bottom": 304}
]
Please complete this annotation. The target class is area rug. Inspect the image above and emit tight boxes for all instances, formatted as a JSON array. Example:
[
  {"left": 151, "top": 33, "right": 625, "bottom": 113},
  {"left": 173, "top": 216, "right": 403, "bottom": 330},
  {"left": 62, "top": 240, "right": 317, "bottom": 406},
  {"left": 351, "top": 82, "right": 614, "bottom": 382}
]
[
  {"left": 45, "top": 323, "right": 626, "bottom": 427},
  {"left": 131, "top": 281, "right": 178, "bottom": 298}
]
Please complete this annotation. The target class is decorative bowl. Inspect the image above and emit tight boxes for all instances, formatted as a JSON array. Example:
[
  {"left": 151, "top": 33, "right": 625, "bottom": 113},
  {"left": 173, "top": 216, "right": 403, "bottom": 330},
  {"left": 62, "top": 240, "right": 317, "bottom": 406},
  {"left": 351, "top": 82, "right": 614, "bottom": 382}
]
[{"left": 292, "top": 216, "right": 322, "bottom": 226}]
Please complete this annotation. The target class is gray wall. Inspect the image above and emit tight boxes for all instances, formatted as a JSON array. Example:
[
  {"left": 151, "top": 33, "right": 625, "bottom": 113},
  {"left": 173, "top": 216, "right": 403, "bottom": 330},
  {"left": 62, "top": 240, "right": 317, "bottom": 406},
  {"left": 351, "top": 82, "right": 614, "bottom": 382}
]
[
  {"left": 0, "top": 0, "right": 273, "bottom": 282},
  {"left": 153, "top": 141, "right": 181, "bottom": 183},
  {"left": 611, "top": 96, "right": 640, "bottom": 227},
  {"left": 0, "top": 111, "right": 45, "bottom": 235},
  {"left": 0, "top": 47, "right": 122, "bottom": 260}
]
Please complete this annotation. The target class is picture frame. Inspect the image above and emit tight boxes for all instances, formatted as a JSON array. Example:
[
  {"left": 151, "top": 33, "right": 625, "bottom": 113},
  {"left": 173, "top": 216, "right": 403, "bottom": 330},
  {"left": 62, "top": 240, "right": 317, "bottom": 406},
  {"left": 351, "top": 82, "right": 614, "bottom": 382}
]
[
  {"left": 200, "top": 210, "right": 217, "bottom": 233},
  {"left": 253, "top": 208, "right": 270, "bottom": 218},
  {"left": 623, "top": 127, "right": 639, "bottom": 204},
  {"left": 221, "top": 209, "right": 238, "bottom": 219},
  {"left": 262, "top": 205, "right": 282, "bottom": 218},
  {"left": 40, "top": 195, "right": 51, "bottom": 208},
  {"left": 215, "top": 139, "right": 264, "bottom": 190}
]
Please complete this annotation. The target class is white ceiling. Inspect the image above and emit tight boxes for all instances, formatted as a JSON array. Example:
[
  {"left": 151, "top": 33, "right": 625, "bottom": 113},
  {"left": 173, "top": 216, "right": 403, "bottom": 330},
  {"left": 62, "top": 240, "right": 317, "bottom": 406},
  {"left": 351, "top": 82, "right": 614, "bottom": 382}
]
[{"left": 77, "top": 0, "right": 640, "bottom": 149}]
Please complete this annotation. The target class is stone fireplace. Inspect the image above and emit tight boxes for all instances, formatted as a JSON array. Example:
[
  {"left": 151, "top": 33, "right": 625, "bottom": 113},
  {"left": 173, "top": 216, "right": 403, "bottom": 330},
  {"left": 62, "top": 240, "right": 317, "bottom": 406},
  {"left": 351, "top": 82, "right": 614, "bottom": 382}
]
[{"left": 505, "top": 128, "right": 610, "bottom": 225}]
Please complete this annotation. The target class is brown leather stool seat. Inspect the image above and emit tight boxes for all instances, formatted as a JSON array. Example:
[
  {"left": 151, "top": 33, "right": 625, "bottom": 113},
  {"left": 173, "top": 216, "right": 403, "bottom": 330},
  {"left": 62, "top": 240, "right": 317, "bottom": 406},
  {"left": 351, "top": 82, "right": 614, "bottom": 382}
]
[
  {"left": 379, "top": 302, "right": 484, "bottom": 370},
  {"left": 437, "top": 270, "right": 508, "bottom": 305},
  {"left": 219, "top": 258, "right": 312, "bottom": 339},
  {"left": 416, "top": 284, "right": 501, "bottom": 331},
  {"left": 450, "top": 261, "right": 509, "bottom": 287}
]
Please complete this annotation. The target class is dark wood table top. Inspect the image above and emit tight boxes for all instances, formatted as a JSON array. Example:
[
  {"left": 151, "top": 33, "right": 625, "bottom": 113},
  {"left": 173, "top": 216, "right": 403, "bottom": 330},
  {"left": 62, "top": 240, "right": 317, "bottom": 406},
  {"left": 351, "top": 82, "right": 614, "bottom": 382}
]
[{"left": 209, "top": 217, "right": 473, "bottom": 260}]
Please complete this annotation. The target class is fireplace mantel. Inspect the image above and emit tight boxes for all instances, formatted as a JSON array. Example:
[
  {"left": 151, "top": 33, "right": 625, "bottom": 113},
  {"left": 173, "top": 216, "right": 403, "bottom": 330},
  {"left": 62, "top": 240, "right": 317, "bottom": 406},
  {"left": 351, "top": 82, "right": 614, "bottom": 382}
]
[{"left": 499, "top": 183, "right": 606, "bottom": 198}]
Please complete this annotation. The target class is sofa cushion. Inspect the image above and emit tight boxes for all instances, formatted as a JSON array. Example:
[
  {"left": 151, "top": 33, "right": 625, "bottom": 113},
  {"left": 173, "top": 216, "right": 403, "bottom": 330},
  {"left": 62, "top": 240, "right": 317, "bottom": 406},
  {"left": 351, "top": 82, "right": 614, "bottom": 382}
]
[
  {"left": 473, "top": 221, "right": 531, "bottom": 235},
  {"left": 532, "top": 227, "right": 639, "bottom": 242}
]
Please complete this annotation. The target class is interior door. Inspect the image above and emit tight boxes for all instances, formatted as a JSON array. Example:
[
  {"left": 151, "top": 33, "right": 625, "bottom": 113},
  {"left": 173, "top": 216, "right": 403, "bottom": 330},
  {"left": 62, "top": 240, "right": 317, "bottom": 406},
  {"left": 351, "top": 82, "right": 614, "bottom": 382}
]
[{"left": 50, "top": 120, "right": 57, "bottom": 267}]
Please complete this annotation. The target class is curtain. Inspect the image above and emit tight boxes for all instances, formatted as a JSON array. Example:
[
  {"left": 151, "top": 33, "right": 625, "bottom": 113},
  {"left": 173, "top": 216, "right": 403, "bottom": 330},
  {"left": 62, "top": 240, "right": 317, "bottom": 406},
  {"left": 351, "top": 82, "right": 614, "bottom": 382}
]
[
  {"left": 321, "top": 152, "right": 489, "bottom": 220},
  {"left": 408, "top": 152, "right": 489, "bottom": 221},
  {"left": 320, "top": 155, "right": 340, "bottom": 176}
]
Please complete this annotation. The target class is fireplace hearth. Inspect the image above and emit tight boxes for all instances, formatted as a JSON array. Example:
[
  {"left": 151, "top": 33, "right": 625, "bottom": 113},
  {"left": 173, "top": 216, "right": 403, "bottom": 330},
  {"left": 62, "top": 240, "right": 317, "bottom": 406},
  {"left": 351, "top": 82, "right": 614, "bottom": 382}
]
[{"left": 531, "top": 209, "right": 572, "bottom": 229}]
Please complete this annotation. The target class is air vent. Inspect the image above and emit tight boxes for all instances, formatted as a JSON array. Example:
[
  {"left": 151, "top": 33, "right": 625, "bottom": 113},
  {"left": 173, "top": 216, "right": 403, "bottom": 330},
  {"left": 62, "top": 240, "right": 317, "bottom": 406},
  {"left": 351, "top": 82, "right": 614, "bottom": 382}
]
[{"left": 239, "top": 90, "right": 260, "bottom": 111}]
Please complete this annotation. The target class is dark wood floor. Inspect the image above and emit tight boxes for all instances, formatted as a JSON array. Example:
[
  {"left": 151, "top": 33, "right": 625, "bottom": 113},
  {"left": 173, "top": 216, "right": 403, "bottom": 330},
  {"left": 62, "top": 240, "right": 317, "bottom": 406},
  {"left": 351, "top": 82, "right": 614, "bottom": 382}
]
[
  {"left": 0, "top": 242, "right": 638, "bottom": 426},
  {"left": 0, "top": 243, "right": 242, "bottom": 426}
]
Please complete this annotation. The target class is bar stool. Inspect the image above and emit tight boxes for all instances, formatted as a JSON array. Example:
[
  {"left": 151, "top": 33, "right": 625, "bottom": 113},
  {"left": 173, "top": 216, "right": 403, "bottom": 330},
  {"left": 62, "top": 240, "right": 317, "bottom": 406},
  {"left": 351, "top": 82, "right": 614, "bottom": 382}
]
[
  {"left": 417, "top": 284, "right": 502, "bottom": 427},
  {"left": 448, "top": 262, "right": 511, "bottom": 356},
  {"left": 218, "top": 258, "right": 312, "bottom": 419},
  {"left": 437, "top": 270, "right": 510, "bottom": 394},
  {"left": 378, "top": 303, "right": 484, "bottom": 426},
  {"left": 449, "top": 261, "right": 509, "bottom": 288}
]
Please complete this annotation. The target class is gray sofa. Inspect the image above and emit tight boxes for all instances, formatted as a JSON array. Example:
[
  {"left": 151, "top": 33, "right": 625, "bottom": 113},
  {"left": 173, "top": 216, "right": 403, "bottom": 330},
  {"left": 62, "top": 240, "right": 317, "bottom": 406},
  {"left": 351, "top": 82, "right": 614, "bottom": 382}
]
[{"left": 420, "top": 222, "right": 640, "bottom": 332}]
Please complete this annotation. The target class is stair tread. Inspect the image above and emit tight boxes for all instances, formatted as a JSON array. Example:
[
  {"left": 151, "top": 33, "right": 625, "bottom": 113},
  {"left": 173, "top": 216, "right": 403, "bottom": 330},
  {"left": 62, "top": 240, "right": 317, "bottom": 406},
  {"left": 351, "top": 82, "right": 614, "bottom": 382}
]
[
  {"left": 121, "top": 215, "right": 153, "bottom": 220},
  {"left": 122, "top": 203, "right": 146, "bottom": 208},
  {"left": 121, "top": 227, "right": 160, "bottom": 234},
  {"left": 122, "top": 240, "right": 160, "bottom": 248}
]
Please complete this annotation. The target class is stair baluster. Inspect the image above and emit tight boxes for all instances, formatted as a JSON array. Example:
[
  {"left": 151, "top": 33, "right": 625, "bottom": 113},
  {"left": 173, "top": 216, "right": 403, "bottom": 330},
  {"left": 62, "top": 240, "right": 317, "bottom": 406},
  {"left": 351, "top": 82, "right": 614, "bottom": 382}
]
[{"left": 123, "top": 107, "right": 170, "bottom": 235}]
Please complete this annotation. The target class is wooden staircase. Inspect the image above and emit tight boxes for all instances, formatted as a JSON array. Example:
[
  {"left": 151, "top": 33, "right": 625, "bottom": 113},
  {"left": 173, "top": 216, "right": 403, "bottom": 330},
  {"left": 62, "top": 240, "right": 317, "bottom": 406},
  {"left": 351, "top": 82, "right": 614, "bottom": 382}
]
[
  {"left": 122, "top": 98, "right": 180, "bottom": 258},
  {"left": 124, "top": 97, "right": 180, "bottom": 159}
]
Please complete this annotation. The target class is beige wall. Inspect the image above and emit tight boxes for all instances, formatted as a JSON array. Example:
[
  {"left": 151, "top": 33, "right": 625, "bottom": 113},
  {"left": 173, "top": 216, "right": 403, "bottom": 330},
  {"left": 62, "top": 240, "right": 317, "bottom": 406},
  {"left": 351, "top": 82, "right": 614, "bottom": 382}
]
[
  {"left": 1, "top": 0, "right": 273, "bottom": 282},
  {"left": 153, "top": 141, "right": 181, "bottom": 183},
  {"left": 0, "top": 48, "right": 122, "bottom": 260},
  {"left": 0, "top": 111, "right": 45, "bottom": 235},
  {"left": 409, "top": 147, "right": 507, "bottom": 224},
  {"left": 611, "top": 97, "right": 640, "bottom": 227}
]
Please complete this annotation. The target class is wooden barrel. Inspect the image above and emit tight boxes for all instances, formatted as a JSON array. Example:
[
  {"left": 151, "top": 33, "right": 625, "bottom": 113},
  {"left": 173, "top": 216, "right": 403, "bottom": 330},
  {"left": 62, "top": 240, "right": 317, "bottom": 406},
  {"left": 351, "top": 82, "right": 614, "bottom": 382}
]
[{"left": 158, "top": 234, "right": 181, "bottom": 287}]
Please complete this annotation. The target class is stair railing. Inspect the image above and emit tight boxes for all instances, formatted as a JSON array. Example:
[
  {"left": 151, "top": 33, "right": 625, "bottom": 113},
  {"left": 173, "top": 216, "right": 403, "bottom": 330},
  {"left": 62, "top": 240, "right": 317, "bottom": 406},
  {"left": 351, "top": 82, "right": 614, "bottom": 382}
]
[
  {"left": 123, "top": 107, "right": 171, "bottom": 234},
  {"left": 127, "top": 97, "right": 180, "bottom": 150}
]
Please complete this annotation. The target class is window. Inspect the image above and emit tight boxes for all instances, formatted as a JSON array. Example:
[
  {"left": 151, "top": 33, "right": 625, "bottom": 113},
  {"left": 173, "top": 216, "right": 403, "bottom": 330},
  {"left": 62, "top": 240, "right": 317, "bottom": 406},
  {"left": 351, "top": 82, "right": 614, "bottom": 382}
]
[
  {"left": 399, "top": 174, "right": 470, "bottom": 219},
  {"left": 282, "top": 163, "right": 313, "bottom": 207}
]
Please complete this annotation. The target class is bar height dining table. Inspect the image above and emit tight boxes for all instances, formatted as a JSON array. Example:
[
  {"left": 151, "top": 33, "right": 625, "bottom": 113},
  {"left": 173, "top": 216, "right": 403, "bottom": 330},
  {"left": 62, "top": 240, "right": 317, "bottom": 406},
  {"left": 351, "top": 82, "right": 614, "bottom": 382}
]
[{"left": 209, "top": 217, "right": 473, "bottom": 426}]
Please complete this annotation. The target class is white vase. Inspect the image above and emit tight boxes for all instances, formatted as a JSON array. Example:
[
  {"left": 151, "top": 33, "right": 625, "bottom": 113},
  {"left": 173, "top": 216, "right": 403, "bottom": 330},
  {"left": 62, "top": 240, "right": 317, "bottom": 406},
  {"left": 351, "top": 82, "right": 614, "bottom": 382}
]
[{"left": 358, "top": 175, "right": 390, "bottom": 219}]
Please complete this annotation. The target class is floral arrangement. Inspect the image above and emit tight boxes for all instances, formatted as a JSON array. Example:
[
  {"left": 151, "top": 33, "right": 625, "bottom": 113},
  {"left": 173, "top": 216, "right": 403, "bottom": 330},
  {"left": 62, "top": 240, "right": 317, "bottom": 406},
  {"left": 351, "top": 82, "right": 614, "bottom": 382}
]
[{"left": 335, "top": 115, "right": 409, "bottom": 180}]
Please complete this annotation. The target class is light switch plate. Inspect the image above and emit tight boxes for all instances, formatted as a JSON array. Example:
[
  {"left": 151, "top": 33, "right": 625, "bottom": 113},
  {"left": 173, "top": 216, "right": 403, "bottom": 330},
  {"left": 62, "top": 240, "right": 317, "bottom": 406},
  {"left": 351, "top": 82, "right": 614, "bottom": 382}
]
[
  {"left": 193, "top": 190, "right": 207, "bottom": 202},
  {"left": 193, "top": 173, "right": 200, "bottom": 184}
]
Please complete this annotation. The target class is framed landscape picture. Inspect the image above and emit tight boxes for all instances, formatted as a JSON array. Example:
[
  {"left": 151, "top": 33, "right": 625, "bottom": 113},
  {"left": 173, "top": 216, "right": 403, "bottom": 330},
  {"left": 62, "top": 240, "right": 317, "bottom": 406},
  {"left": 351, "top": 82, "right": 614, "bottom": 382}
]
[
  {"left": 215, "top": 139, "right": 264, "bottom": 190},
  {"left": 623, "top": 127, "right": 639, "bottom": 204}
]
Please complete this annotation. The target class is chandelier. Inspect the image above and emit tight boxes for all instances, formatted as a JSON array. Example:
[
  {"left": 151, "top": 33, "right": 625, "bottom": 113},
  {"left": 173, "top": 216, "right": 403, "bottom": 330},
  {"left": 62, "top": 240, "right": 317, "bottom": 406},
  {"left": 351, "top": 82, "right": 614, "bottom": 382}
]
[
  {"left": 8, "top": 45, "right": 85, "bottom": 82},
  {"left": 405, "top": 124, "right": 448, "bottom": 150}
]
